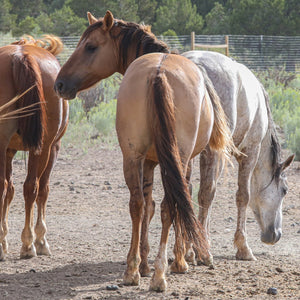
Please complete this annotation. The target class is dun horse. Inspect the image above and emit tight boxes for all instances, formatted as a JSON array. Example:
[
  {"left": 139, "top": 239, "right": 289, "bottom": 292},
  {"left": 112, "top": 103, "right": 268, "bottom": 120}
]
[
  {"left": 0, "top": 35, "right": 69, "bottom": 260},
  {"left": 55, "top": 11, "right": 237, "bottom": 291},
  {"left": 181, "top": 51, "right": 294, "bottom": 262}
]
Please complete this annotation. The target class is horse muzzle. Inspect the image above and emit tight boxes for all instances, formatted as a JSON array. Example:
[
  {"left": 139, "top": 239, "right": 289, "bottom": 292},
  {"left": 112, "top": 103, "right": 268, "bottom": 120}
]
[
  {"left": 54, "top": 78, "right": 78, "bottom": 100},
  {"left": 261, "top": 227, "right": 282, "bottom": 244}
]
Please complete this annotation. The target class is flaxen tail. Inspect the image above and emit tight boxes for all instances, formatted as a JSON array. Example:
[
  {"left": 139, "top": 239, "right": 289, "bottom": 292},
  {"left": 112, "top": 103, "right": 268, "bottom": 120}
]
[
  {"left": 201, "top": 67, "right": 241, "bottom": 162},
  {"left": 148, "top": 68, "right": 210, "bottom": 260},
  {"left": 12, "top": 49, "right": 46, "bottom": 152}
]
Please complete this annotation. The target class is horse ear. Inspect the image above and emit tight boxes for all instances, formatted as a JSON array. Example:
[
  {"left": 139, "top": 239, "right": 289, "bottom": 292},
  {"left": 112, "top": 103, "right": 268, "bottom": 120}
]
[
  {"left": 102, "top": 10, "right": 114, "bottom": 31},
  {"left": 281, "top": 154, "right": 295, "bottom": 171},
  {"left": 87, "top": 12, "right": 98, "bottom": 25}
]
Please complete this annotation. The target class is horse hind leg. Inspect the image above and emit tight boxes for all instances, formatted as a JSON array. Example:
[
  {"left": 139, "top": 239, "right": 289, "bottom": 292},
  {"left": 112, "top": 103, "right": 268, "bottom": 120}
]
[
  {"left": 20, "top": 147, "right": 51, "bottom": 259},
  {"left": 2, "top": 149, "right": 17, "bottom": 254},
  {"left": 139, "top": 159, "right": 157, "bottom": 277},
  {"left": 150, "top": 197, "right": 173, "bottom": 292},
  {"left": 34, "top": 141, "right": 60, "bottom": 256},
  {"left": 234, "top": 147, "right": 260, "bottom": 261},
  {"left": 123, "top": 156, "right": 145, "bottom": 286}
]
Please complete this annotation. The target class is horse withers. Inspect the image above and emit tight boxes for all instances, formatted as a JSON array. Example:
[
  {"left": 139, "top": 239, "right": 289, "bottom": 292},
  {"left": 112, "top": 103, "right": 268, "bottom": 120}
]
[
  {"left": 54, "top": 11, "right": 238, "bottom": 291},
  {"left": 0, "top": 36, "right": 69, "bottom": 260},
  {"left": 181, "top": 51, "right": 294, "bottom": 261}
]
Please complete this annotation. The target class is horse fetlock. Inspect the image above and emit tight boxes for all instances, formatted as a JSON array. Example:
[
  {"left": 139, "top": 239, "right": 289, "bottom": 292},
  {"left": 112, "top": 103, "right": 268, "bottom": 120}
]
[
  {"left": 20, "top": 243, "right": 37, "bottom": 259},
  {"left": 139, "top": 262, "right": 152, "bottom": 277},
  {"left": 2, "top": 238, "right": 8, "bottom": 254}
]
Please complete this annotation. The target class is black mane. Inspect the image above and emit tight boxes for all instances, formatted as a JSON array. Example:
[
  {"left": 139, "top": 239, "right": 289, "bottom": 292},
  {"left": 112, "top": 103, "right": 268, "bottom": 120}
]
[{"left": 112, "top": 21, "right": 169, "bottom": 70}]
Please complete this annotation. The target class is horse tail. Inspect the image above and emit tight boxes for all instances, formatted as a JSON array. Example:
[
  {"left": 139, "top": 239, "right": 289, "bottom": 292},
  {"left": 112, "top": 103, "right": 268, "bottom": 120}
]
[
  {"left": 202, "top": 68, "right": 240, "bottom": 161},
  {"left": 40, "top": 35, "right": 63, "bottom": 56},
  {"left": 12, "top": 48, "right": 46, "bottom": 152},
  {"left": 148, "top": 66, "right": 210, "bottom": 260}
]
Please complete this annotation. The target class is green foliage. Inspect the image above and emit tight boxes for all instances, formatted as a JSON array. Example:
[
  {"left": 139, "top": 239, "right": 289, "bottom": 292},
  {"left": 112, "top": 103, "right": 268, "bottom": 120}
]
[
  {"left": 203, "top": 2, "right": 230, "bottom": 34},
  {"left": 49, "top": 5, "right": 87, "bottom": 36},
  {"left": 88, "top": 100, "right": 117, "bottom": 136},
  {"left": 153, "top": 0, "right": 203, "bottom": 35},
  {"left": 64, "top": 95, "right": 118, "bottom": 149},
  {"left": 12, "top": 16, "right": 40, "bottom": 36},
  {"left": 261, "top": 74, "right": 300, "bottom": 160},
  {"left": 0, "top": 0, "right": 299, "bottom": 36}
]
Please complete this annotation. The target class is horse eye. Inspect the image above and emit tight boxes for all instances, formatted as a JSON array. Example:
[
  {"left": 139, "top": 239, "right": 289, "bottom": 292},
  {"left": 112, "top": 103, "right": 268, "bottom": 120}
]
[{"left": 85, "top": 44, "right": 98, "bottom": 52}]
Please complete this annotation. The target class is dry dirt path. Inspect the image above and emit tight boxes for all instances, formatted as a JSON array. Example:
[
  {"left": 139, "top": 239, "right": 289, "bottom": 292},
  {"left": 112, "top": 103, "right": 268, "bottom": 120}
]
[{"left": 0, "top": 144, "right": 299, "bottom": 299}]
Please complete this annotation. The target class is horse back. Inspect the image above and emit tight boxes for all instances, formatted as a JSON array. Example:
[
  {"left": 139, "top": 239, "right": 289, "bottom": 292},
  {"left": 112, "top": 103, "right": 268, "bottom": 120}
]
[
  {"left": 117, "top": 53, "right": 212, "bottom": 161},
  {"left": 183, "top": 51, "right": 268, "bottom": 150},
  {"left": 0, "top": 44, "right": 64, "bottom": 152}
]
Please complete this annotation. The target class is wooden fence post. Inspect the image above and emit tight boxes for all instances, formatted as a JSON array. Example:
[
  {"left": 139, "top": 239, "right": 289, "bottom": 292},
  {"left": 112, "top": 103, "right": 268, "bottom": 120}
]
[
  {"left": 225, "top": 35, "right": 229, "bottom": 56},
  {"left": 191, "top": 31, "right": 195, "bottom": 50}
]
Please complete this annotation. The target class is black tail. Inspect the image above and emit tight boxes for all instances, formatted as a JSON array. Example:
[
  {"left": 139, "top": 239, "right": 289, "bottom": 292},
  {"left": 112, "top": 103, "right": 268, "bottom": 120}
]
[
  {"left": 12, "top": 49, "right": 46, "bottom": 152},
  {"left": 148, "top": 67, "right": 209, "bottom": 257}
]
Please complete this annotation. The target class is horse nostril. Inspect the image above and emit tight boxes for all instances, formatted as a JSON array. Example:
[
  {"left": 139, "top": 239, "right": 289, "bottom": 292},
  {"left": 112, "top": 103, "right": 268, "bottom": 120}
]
[{"left": 54, "top": 80, "right": 64, "bottom": 93}]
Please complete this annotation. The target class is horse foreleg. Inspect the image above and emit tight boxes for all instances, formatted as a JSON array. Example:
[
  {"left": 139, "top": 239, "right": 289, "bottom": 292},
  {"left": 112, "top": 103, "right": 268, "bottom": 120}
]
[
  {"left": 234, "top": 147, "right": 260, "bottom": 261},
  {"left": 35, "top": 142, "right": 60, "bottom": 256},
  {"left": 150, "top": 197, "right": 172, "bottom": 292},
  {"left": 2, "top": 149, "right": 16, "bottom": 254},
  {"left": 123, "top": 157, "right": 144, "bottom": 286},
  {"left": 139, "top": 159, "right": 157, "bottom": 277}
]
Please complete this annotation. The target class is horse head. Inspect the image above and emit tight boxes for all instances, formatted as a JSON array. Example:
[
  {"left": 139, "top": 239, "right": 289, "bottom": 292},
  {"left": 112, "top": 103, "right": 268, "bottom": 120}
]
[
  {"left": 55, "top": 11, "right": 168, "bottom": 100},
  {"left": 250, "top": 154, "right": 294, "bottom": 244}
]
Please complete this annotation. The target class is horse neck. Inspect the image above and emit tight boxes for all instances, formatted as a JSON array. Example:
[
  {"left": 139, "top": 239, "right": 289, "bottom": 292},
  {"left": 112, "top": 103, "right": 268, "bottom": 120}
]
[
  {"left": 115, "top": 26, "right": 169, "bottom": 74},
  {"left": 252, "top": 128, "right": 276, "bottom": 188}
]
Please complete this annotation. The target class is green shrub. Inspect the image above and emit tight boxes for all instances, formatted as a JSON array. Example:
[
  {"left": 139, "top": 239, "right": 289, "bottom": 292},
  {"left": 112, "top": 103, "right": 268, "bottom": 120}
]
[{"left": 264, "top": 74, "right": 300, "bottom": 160}]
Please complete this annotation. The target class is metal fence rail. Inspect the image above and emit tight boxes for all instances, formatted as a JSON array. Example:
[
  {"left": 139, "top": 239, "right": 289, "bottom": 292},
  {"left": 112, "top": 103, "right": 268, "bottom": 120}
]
[{"left": 1, "top": 34, "right": 299, "bottom": 72}]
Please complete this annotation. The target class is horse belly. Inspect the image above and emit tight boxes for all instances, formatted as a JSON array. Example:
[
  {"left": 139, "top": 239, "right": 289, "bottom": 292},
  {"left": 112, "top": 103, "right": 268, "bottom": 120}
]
[{"left": 8, "top": 134, "right": 27, "bottom": 151}]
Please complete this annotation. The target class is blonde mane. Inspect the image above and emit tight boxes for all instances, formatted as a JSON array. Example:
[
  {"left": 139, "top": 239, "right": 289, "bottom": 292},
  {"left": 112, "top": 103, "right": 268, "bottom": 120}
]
[{"left": 12, "top": 35, "right": 63, "bottom": 56}]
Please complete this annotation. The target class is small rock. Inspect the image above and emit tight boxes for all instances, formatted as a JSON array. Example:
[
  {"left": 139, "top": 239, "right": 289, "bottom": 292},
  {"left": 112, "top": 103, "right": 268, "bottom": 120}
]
[
  {"left": 217, "top": 289, "right": 225, "bottom": 294},
  {"left": 29, "top": 269, "right": 36, "bottom": 273},
  {"left": 275, "top": 267, "right": 284, "bottom": 273},
  {"left": 267, "top": 287, "right": 278, "bottom": 295},
  {"left": 104, "top": 181, "right": 111, "bottom": 185},
  {"left": 106, "top": 285, "right": 119, "bottom": 291},
  {"left": 297, "top": 229, "right": 300, "bottom": 234},
  {"left": 171, "top": 291, "right": 179, "bottom": 296},
  {"left": 236, "top": 286, "right": 243, "bottom": 290}
]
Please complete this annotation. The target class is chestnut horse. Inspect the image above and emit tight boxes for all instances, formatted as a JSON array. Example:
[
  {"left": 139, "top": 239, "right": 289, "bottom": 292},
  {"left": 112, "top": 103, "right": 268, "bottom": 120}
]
[
  {"left": 0, "top": 35, "right": 69, "bottom": 260},
  {"left": 54, "top": 11, "right": 237, "bottom": 291}
]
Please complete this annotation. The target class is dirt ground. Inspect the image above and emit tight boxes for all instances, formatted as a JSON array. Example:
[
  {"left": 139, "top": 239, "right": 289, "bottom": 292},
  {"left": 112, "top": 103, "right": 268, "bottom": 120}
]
[{"left": 0, "top": 143, "right": 299, "bottom": 300}]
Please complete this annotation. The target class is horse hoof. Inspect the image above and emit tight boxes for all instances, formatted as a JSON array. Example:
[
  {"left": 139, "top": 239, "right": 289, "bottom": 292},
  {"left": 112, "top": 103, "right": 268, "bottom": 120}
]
[
  {"left": 236, "top": 249, "right": 257, "bottom": 261},
  {"left": 35, "top": 240, "right": 51, "bottom": 256},
  {"left": 185, "top": 250, "right": 197, "bottom": 265},
  {"left": 20, "top": 244, "right": 37, "bottom": 259},
  {"left": 170, "top": 260, "right": 188, "bottom": 273},
  {"left": 0, "top": 246, "right": 5, "bottom": 261},
  {"left": 197, "top": 253, "right": 214, "bottom": 267},
  {"left": 150, "top": 276, "right": 167, "bottom": 292},
  {"left": 123, "top": 271, "right": 140, "bottom": 286},
  {"left": 139, "top": 263, "right": 151, "bottom": 277}
]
